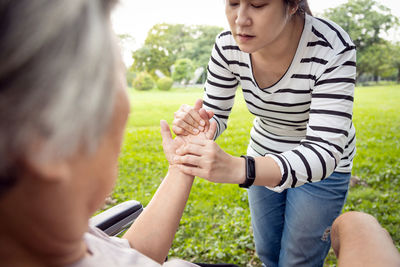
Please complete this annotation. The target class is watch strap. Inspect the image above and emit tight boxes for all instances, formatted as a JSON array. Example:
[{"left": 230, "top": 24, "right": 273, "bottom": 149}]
[{"left": 239, "top": 155, "right": 255, "bottom": 188}]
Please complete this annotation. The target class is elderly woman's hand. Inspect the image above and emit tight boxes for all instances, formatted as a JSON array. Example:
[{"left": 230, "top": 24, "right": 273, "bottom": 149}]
[{"left": 160, "top": 120, "right": 217, "bottom": 166}]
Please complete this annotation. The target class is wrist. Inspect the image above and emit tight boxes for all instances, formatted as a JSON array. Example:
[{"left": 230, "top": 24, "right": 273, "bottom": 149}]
[
  {"left": 229, "top": 156, "right": 246, "bottom": 184},
  {"left": 168, "top": 165, "right": 195, "bottom": 180},
  {"left": 238, "top": 155, "right": 256, "bottom": 188}
]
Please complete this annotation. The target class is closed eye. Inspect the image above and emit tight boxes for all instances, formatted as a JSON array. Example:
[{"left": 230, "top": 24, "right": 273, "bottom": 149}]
[
  {"left": 228, "top": 0, "right": 239, "bottom": 7},
  {"left": 251, "top": 4, "right": 267, "bottom": 8}
]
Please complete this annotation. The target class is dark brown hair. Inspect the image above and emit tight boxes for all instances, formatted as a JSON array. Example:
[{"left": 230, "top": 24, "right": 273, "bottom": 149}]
[{"left": 285, "top": 0, "right": 313, "bottom": 16}]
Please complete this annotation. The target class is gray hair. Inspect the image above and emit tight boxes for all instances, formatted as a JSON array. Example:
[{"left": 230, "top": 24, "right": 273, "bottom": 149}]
[{"left": 0, "top": 0, "right": 119, "bottom": 193}]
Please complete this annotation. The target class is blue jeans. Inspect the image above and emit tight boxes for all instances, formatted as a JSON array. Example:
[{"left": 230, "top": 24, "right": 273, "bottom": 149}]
[{"left": 248, "top": 172, "right": 351, "bottom": 267}]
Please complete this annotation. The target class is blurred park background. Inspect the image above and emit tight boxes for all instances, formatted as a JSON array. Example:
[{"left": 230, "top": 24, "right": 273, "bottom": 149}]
[{"left": 108, "top": 0, "right": 400, "bottom": 266}]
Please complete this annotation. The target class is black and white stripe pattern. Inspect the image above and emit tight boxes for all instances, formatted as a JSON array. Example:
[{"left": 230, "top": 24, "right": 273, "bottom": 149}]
[{"left": 204, "top": 15, "right": 356, "bottom": 192}]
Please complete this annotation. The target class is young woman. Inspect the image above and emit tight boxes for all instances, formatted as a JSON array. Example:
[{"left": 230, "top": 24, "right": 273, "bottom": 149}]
[{"left": 172, "top": 0, "right": 356, "bottom": 266}]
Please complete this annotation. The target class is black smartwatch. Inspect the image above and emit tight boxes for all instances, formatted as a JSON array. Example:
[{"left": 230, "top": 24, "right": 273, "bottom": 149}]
[{"left": 239, "top": 155, "right": 256, "bottom": 188}]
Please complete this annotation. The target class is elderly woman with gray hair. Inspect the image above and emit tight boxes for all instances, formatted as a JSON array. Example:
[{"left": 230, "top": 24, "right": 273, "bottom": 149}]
[{"left": 0, "top": 0, "right": 222, "bottom": 266}]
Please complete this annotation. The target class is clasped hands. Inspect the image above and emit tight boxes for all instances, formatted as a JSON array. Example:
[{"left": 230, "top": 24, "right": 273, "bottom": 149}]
[{"left": 160, "top": 99, "right": 243, "bottom": 184}]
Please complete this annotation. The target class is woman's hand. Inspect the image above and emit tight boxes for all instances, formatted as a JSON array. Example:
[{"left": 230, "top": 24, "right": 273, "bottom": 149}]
[
  {"left": 172, "top": 137, "right": 245, "bottom": 184},
  {"left": 172, "top": 99, "right": 214, "bottom": 136}
]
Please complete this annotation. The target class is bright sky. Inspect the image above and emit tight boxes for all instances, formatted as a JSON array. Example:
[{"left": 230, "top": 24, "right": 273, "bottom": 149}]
[{"left": 111, "top": 0, "right": 400, "bottom": 65}]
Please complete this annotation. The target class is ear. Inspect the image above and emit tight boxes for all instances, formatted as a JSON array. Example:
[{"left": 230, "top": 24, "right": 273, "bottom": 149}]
[
  {"left": 22, "top": 152, "right": 71, "bottom": 183},
  {"left": 292, "top": 4, "right": 299, "bottom": 15}
]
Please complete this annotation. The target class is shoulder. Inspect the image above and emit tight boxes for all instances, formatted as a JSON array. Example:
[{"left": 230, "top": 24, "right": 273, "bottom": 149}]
[
  {"left": 215, "top": 30, "right": 235, "bottom": 44},
  {"left": 308, "top": 15, "right": 355, "bottom": 53},
  {"left": 76, "top": 226, "right": 161, "bottom": 267},
  {"left": 212, "top": 30, "right": 249, "bottom": 65}
]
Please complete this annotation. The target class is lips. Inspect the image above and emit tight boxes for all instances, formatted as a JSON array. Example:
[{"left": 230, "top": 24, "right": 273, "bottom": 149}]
[{"left": 236, "top": 33, "right": 255, "bottom": 42}]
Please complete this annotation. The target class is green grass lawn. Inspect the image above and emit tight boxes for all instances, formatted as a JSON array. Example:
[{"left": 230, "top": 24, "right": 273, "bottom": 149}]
[{"left": 113, "top": 84, "right": 400, "bottom": 266}]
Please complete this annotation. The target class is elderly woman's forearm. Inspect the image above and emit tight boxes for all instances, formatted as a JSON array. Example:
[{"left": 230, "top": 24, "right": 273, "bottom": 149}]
[{"left": 122, "top": 166, "right": 194, "bottom": 264}]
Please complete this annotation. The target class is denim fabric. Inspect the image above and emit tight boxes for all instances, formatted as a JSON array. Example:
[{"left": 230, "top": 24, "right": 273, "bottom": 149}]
[{"left": 248, "top": 172, "right": 351, "bottom": 267}]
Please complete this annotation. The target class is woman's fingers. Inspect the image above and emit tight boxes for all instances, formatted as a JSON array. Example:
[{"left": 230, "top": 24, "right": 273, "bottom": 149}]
[
  {"left": 173, "top": 154, "right": 201, "bottom": 166},
  {"left": 176, "top": 142, "right": 205, "bottom": 156},
  {"left": 185, "top": 105, "right": 205, "bottom": 128},
  {"left": 171, "top": 125, "right": 189, "bottom": 136},
  {"left": 172, "top": 103, "right": 207, "bottom": 135},
  {"left": 206, "top": 110, "right": 214, "bottom": 119},
  {"left": 172, "top": 117, "right": 200, "bottom": 135},
  {"left": 172, "top": 99, "right": 213, "bottom": 136},
  {"left": 198, "top": 108, "right": 210, "bottom": 131},
  {"left": 175, "top": 106, "right": 199, "bottom": 128},
  {"left": 176, "top": 164, "right": 203, "bottom": 178},
  {"left": 193, "top": 99, "right": 203, "bottom": 111},
  {"left": 206, "top": 121, "right": 217, "bottom": 140}
]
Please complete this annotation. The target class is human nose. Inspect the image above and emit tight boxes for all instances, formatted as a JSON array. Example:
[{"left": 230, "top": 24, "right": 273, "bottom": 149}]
[{"left": 235, "top": 5, "right": 251, "bottom": 26}]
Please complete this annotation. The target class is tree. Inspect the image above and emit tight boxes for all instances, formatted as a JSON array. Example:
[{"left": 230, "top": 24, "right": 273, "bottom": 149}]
[
  {"left": 357, "top": 41, "right": 393, "bottom": 82},
  {"left": 182, "top": 25, "right": 224, "bottom": 71},
  {"left": 131, "top": 44, "right": 173, "bottom": 77},
  {"left": 131, "top": 23, "right": 223, "bottom": 79},
  {"left": 131, "top": 24, "right": 190, "bottom": 77},
  {"left": 118, "top": 34, "right": 135, "bottom": 43},
  {"left": 172, "top": 58, "right": 194, "bottom": 85},
  {"left": 390, "top": 43, "right": 400, "bottom": 83},
  {"left": 323, "top": 0, "right": 399, "bottom": 79},
  {"left": 323, "top": 0, "right": 398, "bottom": 52}
]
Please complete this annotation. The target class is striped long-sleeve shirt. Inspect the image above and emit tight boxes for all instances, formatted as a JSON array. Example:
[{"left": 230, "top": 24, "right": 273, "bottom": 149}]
[{"left": 203, "top": 14, "right": 356, "bottom": 192}]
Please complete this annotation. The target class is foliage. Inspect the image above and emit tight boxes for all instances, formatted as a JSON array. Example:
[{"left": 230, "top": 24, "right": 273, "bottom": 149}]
[
  {"left": 131, "top": 45, "right": 171, "bottom": 78},
  {"left": 126, "top": 69, "right": 136, "bottom": 86},
  {"left": 180, "top": 25, "right": 223, "bottom": 73},
  {"left": 118, "top": 33, "right": 135, "bottom": 42},
  {"left": 172, "top": 58, "right": 195, "bottom": 84},
  {"left": 132, "top": 72, "right": 155, "bottom": 91},
  {"left": 131, "top": 24, "right": 189, "bottom": 76},
  {"left": 109, "top": 84, "right": 400, "bottom": 266},
  {"left": 117, "top": 33, "right": 136, "bottom": 50},
  {"left": 131, "top": 23, "right": 223, "bottom": 78},
  {"left": 390, "top": 42, "right": 400, "bottom": 82},
  {"left": 357, "top": 41, "right": 394, "bottom": 81},
  {"left": 156, "top": 77, "right": 174, "bottom": 91},
  {"left": 323, "top": 0, "right": 398, "bottom": 52},
  {"left": 323, "top": 0, "right": 399, "bottom": 79}
]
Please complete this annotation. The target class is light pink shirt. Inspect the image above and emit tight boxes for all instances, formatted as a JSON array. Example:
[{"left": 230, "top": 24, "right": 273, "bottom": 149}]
[{"left": 68, "top": 226, "right": 198, "bottom": 267}]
